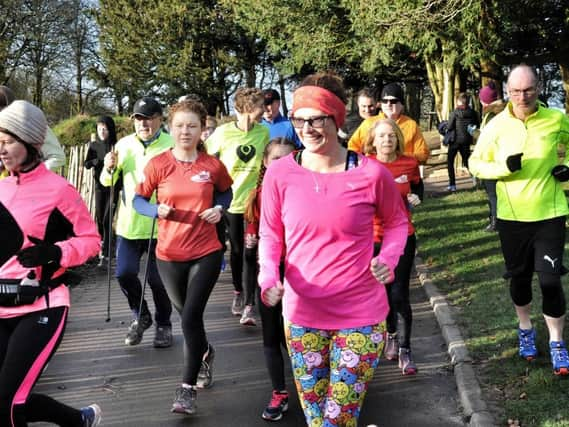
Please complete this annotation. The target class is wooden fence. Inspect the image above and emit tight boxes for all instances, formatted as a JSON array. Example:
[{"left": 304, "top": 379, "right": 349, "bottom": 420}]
[{"left": 66, "top": 143, "right": 96, "bottom": 218}]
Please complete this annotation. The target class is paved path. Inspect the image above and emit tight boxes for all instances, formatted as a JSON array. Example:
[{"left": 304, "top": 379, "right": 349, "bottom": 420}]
[{"left": 34, "top": 260, "right": 464, "bottom": 427}]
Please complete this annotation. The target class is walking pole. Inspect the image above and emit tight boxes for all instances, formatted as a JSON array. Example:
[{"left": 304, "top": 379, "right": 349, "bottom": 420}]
[
  {"left": 137, "top": 216, "right": 157, "bottom": 323},
  {"left": 105, "top": 166, "right": 115, "bottom": 322}
]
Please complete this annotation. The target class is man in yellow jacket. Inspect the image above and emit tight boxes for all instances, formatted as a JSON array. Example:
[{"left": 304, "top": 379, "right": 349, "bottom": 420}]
[
  {"left": 470, "top": 64, "right": 569, "bottom": 376},
  {"left": 348, "top": 83, "right": 430, "bottom": 164}
]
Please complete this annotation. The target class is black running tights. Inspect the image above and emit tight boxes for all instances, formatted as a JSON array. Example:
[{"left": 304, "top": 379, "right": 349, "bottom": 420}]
[
  {"left": 156, "top": 251, "right": 222, "bottom": 385},
  {"left": 0, "top": 306, "right": 83, "bottom": 427}
]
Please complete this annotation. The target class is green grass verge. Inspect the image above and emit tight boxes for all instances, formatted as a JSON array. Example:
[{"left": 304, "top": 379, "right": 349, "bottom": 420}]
[{"left": 414, "top": 188, "right": 569, "bottom": 427}]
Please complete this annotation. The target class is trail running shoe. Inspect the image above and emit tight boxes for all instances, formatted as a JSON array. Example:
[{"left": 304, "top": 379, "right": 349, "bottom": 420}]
[
  {"left": 398, "top": 348, "right": 417, "bottom": 375},
  {"left": 231, "top": 292, "right": 244, "bottom": 316},
  {"left": 196, "top": 344, "right": 215, "bottom": 389},
  {"left": 550, "top": 341, "right": 569, "bottom": 376},
  {"left": 240, "top": 304, "right": 257, "bottom": 326},
  {"left": 384, "top": 333, "right": 399, "bottom": 361},
  {"left": 124, "top": 312, "right": 152, "bottom": 346},
  {"left": 518, "top": 328, "right": 537, "bottom": 361},
  {"left": 81, "top": 404, "right": 102, "bottom": 427},
  {"left": 172, "top": 386, "right": 197, "bottom": 415},
  {"left": 153, "top": 325, "right": 173, "bottom": 348},
  {"left": 262, "top": 390, "right": 289, "bottom": 421}
]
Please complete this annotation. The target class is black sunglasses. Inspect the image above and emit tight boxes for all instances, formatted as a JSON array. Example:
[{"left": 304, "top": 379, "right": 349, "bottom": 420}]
[{"left": 381, "top": 99, "right": 400, "bottom": 105}]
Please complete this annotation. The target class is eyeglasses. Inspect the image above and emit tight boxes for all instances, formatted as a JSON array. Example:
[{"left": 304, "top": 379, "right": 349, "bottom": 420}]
[
  {"left": 381, "top": 99, "right": 400, "bottom": 105},
  {"left": 509, "top": 87, "right": 537, "bottom": 97},
  {"left": 290, "top": 116, "right": 332, "bottom": 129}
]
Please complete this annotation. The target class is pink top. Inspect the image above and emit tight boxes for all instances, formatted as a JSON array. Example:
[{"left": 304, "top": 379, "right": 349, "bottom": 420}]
[
  {"left": 258, "top": 154, "right": 408, "bottom": 329},
  {"left": 0, "top": 163, "right": 100, "bottom": 318}
]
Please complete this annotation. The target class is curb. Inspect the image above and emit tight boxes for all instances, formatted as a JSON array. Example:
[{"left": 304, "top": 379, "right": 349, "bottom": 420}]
[{"left": 415, "top": 255, "right": 497, "bottom": 427}]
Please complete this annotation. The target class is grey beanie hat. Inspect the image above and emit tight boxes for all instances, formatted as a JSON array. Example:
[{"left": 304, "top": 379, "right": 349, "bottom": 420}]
[{"left": 0, "top": 100, "right": 47, "bottom": 147}]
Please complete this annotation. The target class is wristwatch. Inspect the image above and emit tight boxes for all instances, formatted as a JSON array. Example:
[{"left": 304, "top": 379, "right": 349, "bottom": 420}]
[{"left": 214, "top": 205, "right": 223, "bottom": 212}]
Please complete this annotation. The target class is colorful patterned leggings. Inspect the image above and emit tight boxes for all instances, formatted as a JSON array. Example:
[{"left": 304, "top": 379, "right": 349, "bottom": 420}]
[{"left": 285, "top": 321, "right": 386, "bottom": 427}]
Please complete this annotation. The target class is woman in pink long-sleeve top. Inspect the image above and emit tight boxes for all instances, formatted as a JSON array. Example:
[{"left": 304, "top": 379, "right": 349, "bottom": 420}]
[
  {"left": 258, "top": 72, "right": 408, "bottom": 427},
  {"left": 0, "top": 101, "right": 102, "bottom": 426}
]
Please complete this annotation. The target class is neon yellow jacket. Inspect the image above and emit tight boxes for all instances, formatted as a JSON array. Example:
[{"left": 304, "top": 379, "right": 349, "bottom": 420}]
[
  {"left": 470, "top": 103, "right": 569, "bottom": 221},
  {"left": 99, "top": 131, "right": 174, "bottom": 239}
]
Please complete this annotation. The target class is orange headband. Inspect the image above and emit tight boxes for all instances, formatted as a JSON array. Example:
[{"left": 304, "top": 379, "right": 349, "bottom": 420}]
[{"left": 292, "top": 86, "right": 346, "bottom": 128}]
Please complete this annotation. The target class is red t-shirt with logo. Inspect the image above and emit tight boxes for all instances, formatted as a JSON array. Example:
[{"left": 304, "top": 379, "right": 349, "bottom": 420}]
[
  {"left": 136, "top": 150, "right": 233, "bottom": 262},
  {"left": 370, "top": 155, "right": 419, "bottom": 241}
]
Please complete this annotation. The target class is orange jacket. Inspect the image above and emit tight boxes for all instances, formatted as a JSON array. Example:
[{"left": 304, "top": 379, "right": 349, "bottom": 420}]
[{"left": 348, "top": 112, "right": 430, "bottom": 164}]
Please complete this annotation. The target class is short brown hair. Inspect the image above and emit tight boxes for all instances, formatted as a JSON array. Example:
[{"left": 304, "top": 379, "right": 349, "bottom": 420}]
[
  {"left": 168, "top": 99, "right": 208, "bottom": 128},
  {"left": 234, "top": 87, "right": 264, "bottom": 114}
]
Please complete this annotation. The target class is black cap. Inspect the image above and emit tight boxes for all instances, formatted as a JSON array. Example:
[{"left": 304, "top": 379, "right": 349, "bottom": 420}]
[
  {"left": 380, "top": 83, "right": 404, "bottom": 102},
  {"left": 131, "top": 97, "right": 163, "bottom": 118},
  {"left": 263, "top": 89, "right": 281, "bottom": 105}
]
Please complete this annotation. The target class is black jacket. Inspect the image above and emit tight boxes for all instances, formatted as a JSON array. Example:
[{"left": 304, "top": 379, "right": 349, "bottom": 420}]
[{"left": 447, "top": 106, "right": 479, "bottom": 146}]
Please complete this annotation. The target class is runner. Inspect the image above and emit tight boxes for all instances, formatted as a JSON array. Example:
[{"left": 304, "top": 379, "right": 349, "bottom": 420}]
[
  {"left": 205, "top": 88, "right": 269, "bottom": 325},
  {"left": 84, "top": 116, "right": 120, "bottom": 267},
  {"left": 0, "top": 100, "right": 102, "bottom": 426},
  {"left": 364, "top": 118, "right": 422, "bottom": 375},
  {"left": 133, "top": 99, "right": 233, "bottom": 415},
  {"left": 258, "top": 71, "right": 409, "bottom": 426},
  {"left": 100, "top": 97, "right": 174, "bottom": 348},
  {"left": 243, "top": 137, "right": 296, "bottom": 420}
]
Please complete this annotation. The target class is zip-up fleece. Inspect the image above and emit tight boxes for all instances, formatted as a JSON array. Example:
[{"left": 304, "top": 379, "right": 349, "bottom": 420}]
[
  {"left": 100, "top": 131, "right": 174, "bottom": 239},
  {"left": 0, "top": 163, "right": 100, "bottom": 317},
  {"left": 470, "top": 103, "right": 569, "bottom": 221}
]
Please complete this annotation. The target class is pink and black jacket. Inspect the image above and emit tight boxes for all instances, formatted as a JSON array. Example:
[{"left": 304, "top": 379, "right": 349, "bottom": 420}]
[{"left": 0, "top": 163, "right": 100, "bottom": 318}]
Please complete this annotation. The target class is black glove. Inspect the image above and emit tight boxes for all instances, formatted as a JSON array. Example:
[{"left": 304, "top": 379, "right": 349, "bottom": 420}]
[
  {"left": 17, "top": 236, "right": 62, "bottom": 267},
  {"left": 552, "top": 165, "right": 569, "bottom": 182},
  {"left": 506, "top": 153, "right": 523, "bottom": 172}
]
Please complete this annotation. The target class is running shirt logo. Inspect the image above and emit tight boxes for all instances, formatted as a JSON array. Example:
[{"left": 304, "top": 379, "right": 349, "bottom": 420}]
[
  {"left": 394, "top": 174, "right": 408, "bottom": 184},
  {"left": 191, "top": 171, "right": 212, "bottom": 183},
  {"left": 544, "top": 255, "right": 558, "bottom": 268}
]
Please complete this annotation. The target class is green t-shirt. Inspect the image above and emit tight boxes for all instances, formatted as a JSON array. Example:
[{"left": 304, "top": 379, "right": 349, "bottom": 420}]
[{"left": 205, "top": 122, "right": 269, "bottom": 214}]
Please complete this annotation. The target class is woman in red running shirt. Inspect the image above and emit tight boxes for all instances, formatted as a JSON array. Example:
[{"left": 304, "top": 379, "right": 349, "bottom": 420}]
[
  {"left": 133, "top": 100, "right": 233, "bottom": 416},
  {"left": 364, "top": 118, "right": 422, "bottom": 375}
]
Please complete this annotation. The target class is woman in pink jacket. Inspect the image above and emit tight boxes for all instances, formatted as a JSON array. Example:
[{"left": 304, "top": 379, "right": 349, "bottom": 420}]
[
  {"left": 258, "top": 72, "right": 409, "bottom": 426},
  {"left": 0, "top": 101, "right": 102, "bottom": 426}
]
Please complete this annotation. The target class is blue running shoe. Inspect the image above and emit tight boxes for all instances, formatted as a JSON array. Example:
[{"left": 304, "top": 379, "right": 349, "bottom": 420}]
[
  {"left": 518, "top": 328, "right": 537, "bottom": 360},
  {"left": 81, "top": 404, "right": 102, "bottom": 426},
  {"left": 550, "top": 341, "right": 569, "bottom": 376}
]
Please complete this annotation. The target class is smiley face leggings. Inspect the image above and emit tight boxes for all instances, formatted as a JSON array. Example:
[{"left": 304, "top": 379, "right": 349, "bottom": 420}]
[
  {"left": 0, "top": 306, "right": 85, "bottom": 427},
  {"left": 285, "top": 320, "right": 386, "bottom": 427}
]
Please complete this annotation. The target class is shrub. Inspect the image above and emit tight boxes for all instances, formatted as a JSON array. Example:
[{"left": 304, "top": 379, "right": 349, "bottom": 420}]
[{"left": 52, "top": 115, "right": 133, "bottom": 147}]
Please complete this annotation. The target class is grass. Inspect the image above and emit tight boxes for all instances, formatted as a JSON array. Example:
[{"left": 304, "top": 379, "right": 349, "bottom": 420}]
[{"left": 413, "top": 188, "right": 569, "bottom": 427}]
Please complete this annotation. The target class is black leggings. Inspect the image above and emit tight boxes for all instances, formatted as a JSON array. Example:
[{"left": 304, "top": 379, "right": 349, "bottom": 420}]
[
  {"left": 374, "top": 234, "right": 416, "bottom": 349},
  {"left": 447, "top": 144, "right": 471, "bottom": 186},
  {"left": 225, "top": 212, "right": 245, "bottom": 293},
  {"left": 156, "top": 251, "right": 222, "bottom": 385},
  {"left": 94, "top": 186, "right": 119, "bottom": 255},
  {"left": 258, "top": 262, "right": 287, "bottom": 391},
  {"left": 243, "top": 246, "right": 258, "bottom": 307},
  {"left": 0, "top": 306, "right": 83, "bottom": 427}
]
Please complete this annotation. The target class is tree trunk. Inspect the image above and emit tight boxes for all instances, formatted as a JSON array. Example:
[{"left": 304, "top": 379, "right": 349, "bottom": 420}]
[
  {"left": 34, "top": 70, "right": 43, "bottom": 108},
  {"left": 405, "top": 81, "right": 421, "bottom": 122},
  {"left": 76, "top": 55, "right": 83, "bottom": 115},
  {"left": 560, "top": 63, "right": 569, "bottom": 114},
  {"left": 425, "top": 55, "right": 457, "bottom": 121},
  {"left": 279, "top": 79, "right": 288, "bottom": 117}
]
